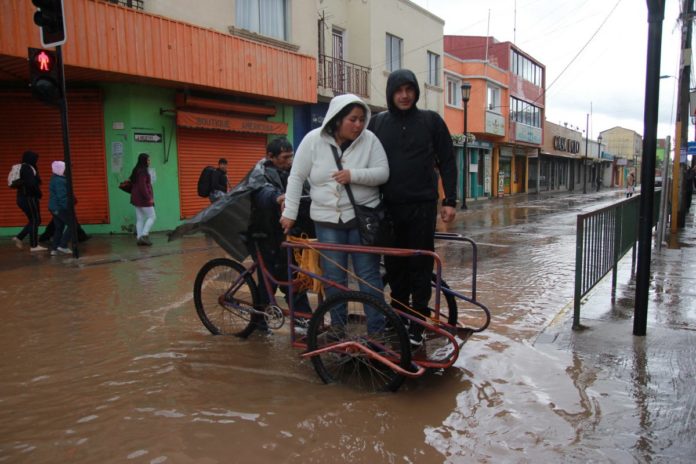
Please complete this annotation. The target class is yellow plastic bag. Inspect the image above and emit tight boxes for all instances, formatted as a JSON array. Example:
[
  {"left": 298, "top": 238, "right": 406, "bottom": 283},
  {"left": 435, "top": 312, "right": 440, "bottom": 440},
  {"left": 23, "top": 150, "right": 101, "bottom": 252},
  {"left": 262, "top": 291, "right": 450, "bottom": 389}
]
[{"left": 287, "top": 235, "right": 323, "bottom": 294}]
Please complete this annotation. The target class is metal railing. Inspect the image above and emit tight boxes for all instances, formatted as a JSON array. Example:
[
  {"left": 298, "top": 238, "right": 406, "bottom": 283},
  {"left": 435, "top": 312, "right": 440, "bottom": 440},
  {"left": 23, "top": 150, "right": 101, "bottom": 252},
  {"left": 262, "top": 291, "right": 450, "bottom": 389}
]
[
  {"left": 106, "top": 0, "right": 144, "bottom": 10},
  {"left": 318, "top": 54, "right": 370, "bottom": 98},
  {"left": 573, "top": 190, "right": 661, "bottom": 329}
]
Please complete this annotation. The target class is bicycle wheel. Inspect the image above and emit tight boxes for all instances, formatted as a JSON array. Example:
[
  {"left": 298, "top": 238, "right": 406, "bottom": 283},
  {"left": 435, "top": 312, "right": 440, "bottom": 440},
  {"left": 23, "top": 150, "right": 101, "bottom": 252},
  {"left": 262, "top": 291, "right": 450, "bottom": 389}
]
[
  {"left": 306, "top": 291, "right": 411, "bottom": 393},
  {"left": 382, "top": 271, "right": 458, "bottom": 326},
  {"left": 193, "top": 258, "right": 260, "bottom": 337}
]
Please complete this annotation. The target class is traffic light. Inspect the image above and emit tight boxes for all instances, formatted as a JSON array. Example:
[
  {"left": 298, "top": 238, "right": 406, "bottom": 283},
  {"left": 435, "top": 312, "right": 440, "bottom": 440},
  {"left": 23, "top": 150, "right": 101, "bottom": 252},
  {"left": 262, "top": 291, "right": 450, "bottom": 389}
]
[
  {"left": 32, "top": 0, "right": 66, "bottom": 48},
  {"left": 28, "top": 47, "right": 63, "bottom": 106}
]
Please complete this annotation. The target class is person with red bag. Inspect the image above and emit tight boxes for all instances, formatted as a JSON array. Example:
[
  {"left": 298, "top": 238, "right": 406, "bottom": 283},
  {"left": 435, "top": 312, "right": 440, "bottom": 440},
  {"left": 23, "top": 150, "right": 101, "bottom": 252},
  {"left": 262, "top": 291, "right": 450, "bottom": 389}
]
[{"left": 129, "top": 153, "right": 156, "bottom": 246}]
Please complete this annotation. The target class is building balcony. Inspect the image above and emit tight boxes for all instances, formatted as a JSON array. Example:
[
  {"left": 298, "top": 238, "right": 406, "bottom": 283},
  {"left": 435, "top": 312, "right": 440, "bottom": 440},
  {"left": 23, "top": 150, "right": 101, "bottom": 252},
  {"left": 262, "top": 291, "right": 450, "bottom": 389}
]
[
  {"left": 105, "top": 0, "right": 144, "bottom": 10},
  {"left": 318, "top": 54, "right": 370, "bottom": 99},
  {"left": 1, "top": 0, "right": 317, "bottom": 104}
]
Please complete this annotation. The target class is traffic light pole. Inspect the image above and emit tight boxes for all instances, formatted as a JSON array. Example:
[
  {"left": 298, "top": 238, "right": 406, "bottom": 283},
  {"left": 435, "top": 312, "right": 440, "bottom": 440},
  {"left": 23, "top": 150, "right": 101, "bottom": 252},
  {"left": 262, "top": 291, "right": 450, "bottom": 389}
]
[
  {"left": 55, "top": 46, "right": 79, "bottom": 258},
  {"left": 633, "top": 0, "right": 665, "bottom": 336}
]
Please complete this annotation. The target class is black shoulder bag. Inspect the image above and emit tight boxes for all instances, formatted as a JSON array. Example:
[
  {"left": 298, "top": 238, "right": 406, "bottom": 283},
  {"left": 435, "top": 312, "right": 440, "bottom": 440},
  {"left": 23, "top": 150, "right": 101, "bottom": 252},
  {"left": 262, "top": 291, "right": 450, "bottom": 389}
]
[{"left": 330, "top": 145, "right": 394, "bottom": 247}]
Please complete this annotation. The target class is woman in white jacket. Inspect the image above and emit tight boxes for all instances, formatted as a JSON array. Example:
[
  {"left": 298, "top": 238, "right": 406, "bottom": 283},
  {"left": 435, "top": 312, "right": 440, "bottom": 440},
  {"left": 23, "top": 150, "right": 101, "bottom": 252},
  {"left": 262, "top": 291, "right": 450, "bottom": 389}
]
[{"left": 280, "top": 94, "right": 389, "bottom": 334}]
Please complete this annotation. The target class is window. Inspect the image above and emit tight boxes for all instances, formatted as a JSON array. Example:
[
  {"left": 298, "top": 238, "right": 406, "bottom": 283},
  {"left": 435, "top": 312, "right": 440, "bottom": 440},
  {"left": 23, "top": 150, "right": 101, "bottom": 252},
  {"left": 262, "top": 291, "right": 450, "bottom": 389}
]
[
  {"left": 509, "top": 96, "right": 541, "bottom": 128},
  {"left": 487, "top": 85, "right": 501, "bottom": 112},
  {"left": 386, "top": 34, "right": 403, "bottom": 72},
  {"left": 427, "top": 52, "right": 440, "bottom": 86},
  {"left": 511, "top": 50, "right": 542, "bottom": 87},
  {"left": 236, "top": 0, "right": 288, "bottom": 41},
  {"left": 446, "top": 76, "right": 461, "bottom": 107}
]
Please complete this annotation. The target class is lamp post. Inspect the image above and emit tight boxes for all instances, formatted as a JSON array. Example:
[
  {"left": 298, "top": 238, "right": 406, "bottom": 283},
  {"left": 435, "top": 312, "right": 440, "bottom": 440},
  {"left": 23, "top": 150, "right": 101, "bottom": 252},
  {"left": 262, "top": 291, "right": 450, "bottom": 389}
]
[
  {"left": 583, "top": 113, "right": 589, "bottom": 194},
  {"left": 460, "top": 82, "right": 471, "bottom": 210},
  {"left": 596, "top": 134, "right": 603, "bottom": 191}
]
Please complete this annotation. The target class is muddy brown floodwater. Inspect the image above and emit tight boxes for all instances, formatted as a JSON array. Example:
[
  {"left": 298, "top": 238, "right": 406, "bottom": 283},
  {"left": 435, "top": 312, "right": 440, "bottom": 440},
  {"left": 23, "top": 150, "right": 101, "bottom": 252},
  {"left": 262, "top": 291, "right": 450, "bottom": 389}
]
[{"left": 1, "top": 191, "right": 693, "bottom": 462}]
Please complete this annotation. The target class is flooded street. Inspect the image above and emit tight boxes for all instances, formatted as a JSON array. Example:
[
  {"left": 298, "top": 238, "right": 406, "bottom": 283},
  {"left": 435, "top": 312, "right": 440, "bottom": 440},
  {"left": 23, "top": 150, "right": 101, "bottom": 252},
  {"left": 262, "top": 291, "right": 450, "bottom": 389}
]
[{"left": 1, "top": 190, "right": 694, "bottom": 463}]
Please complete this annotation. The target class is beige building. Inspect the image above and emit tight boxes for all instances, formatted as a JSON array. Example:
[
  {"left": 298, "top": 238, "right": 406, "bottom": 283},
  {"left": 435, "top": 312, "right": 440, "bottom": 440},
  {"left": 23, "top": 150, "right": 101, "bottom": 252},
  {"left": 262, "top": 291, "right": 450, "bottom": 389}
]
[
  {"left": 600, "top": 126, "right": 642, "bottom": 167},
  {"left": 313, "top": 0, "right": 445, "bottom": 112},
  {"left": 141, "top": 0, "right": 445, "bottom": 112}
]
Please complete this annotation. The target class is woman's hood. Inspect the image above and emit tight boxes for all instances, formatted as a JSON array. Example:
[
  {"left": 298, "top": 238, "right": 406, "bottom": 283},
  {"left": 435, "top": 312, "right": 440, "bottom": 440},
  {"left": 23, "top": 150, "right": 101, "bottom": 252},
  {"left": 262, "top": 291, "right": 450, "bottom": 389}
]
[
  {"left": 51, "top": 160, "right": 65, "bottom": 176},
  {"left": 320, "top": 94, "right": 372, "bottom": 132}
]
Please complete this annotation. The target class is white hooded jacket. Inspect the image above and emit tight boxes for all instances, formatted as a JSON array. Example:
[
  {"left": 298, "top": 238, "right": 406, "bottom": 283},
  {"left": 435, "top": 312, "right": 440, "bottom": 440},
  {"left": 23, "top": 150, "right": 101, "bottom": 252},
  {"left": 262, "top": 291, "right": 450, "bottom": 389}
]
[{"left": 282, "top": 94, "right": 389, "bottom": 224}]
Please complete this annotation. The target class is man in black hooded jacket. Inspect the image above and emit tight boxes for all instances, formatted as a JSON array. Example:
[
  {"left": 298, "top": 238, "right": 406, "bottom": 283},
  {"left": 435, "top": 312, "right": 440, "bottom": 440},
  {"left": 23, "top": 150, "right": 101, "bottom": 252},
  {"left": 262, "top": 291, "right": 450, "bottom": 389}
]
[{"left": 368, "top": 69, "right": 457, "bottom": 346}]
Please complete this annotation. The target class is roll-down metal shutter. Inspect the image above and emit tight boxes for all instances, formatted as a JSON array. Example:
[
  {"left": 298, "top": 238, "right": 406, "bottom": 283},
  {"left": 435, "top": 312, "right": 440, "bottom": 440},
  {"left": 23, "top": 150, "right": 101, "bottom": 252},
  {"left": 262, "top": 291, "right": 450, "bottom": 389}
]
[
  {"left": 0, "top": 91, "right": 108, "bottom": 227},
  {"left": 177, "top": 127, "right": 266, "bottom": 218}
]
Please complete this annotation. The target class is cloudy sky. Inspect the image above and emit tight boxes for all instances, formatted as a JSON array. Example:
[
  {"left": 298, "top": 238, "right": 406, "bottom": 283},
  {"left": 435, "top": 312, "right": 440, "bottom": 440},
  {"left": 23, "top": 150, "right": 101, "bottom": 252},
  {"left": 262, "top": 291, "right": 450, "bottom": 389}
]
[{"left": 411, "top": 0, "right": 687, "bottom": 141}]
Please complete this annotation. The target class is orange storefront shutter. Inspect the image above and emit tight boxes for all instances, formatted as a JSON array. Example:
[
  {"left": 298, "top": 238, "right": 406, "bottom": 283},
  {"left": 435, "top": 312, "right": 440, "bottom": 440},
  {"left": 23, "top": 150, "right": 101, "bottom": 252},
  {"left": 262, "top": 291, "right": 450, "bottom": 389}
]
[
  {"left": 0, "top": 91, "right": 108, "bottom": 227},
  {"left": 177, "top": 127, "right": 266, "bottom": 219}
]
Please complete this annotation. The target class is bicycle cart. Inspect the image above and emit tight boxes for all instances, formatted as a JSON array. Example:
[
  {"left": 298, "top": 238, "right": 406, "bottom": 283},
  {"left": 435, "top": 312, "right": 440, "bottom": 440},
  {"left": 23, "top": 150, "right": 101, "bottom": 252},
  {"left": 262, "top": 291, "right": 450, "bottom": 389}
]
[{"left": 193, "top": 233, "right": 491, "bottom": 392}]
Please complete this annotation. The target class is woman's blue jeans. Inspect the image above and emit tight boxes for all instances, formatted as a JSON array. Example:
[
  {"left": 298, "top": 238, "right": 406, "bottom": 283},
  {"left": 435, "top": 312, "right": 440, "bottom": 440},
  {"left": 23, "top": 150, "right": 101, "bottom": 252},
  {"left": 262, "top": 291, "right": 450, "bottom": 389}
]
[{"left": 314, "top": 224, "right": 385, "bottom": 334}]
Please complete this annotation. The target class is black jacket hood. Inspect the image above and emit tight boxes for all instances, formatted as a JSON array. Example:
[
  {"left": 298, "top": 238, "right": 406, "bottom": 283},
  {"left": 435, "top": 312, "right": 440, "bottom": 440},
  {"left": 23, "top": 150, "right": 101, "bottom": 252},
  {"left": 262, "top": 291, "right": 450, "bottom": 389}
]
[
  {"left": 22, "top": 150, "right": 39, "bottom": 168},
  {"left": 386, "top": 69, "right": 420, "bottom": 114}
]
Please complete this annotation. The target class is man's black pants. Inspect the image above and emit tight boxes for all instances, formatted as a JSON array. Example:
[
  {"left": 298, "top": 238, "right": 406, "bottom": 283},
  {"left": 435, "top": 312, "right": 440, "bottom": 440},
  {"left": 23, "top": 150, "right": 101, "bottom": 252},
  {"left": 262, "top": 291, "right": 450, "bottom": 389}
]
[{"left": 384, "top": 200, "right": 437, "bottom": 332}]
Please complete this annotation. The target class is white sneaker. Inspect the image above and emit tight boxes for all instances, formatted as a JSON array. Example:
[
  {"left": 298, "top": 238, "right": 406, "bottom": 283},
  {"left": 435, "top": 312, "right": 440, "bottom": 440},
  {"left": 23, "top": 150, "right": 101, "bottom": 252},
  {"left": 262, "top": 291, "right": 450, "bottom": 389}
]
[
  {"left": 12, "top": 237, "right": 23, "bottom": 249},
  {"left": 57, "top": 247, "right": 72, "bottom": 254},
  {"left": 30, "top": 245, "right": 47, "bottom": 252}
]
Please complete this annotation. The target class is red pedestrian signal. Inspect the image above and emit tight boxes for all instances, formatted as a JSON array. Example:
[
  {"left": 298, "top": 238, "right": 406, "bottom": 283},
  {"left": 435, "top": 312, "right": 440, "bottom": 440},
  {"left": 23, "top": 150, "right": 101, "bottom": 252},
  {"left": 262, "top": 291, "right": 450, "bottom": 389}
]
[
  {"left": 32, "top": 0, "right": 66, "bottom": 48},
  {"left": 28, "top": 47, "right": 63, "bottom": 106}
]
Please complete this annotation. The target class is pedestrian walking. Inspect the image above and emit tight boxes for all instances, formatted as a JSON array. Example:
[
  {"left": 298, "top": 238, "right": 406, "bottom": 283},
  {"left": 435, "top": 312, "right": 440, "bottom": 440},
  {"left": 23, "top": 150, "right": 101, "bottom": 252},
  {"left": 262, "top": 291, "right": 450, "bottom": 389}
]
[
  {"left": 13, "top": 150, "right": 46, "bottom": 252},
  {"left": 47, "top": 160, "right": 73, "bottom": 255},
  {"left": 367, "top": 68, "right": 457, "bottom": 347},
  {"left": 209, "top": 158, "right": 229, "bottom": 203},
  {"left": 129, "top": 153, "right": 156, "bottom": 246},
  {"left": 626, "top": 172, "right": 636, "bottom": 198},
  {"left": 281, "top": 94, "right": 389, "bottom": 335}
]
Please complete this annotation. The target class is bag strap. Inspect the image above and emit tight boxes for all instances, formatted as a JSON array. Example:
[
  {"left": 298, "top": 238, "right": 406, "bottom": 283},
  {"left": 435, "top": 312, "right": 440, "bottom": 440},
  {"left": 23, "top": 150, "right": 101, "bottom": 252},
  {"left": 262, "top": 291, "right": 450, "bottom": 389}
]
[{"left": 330, "top": 145, "right": 358, "bottom": 208}]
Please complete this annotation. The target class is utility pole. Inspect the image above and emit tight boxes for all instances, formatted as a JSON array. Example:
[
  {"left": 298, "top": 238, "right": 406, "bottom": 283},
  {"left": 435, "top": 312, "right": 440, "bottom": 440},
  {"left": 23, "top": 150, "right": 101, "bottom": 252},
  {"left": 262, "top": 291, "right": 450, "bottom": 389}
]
[
  {"left": 634, "top": 0, "right": 666, "bottom": 336},
  {"left": 670, "top": 0, "right": 693, "bottom": 236}
]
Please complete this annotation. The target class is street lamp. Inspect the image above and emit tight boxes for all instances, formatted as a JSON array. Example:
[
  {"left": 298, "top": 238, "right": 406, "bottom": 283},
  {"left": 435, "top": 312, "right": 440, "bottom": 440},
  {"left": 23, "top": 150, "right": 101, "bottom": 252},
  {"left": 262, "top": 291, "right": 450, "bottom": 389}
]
[
  {"left": 596, "top": 134, "right": 603, "bottom": 191},
  {"left": 460, "top": 82, "right": 472, "bottom": 210}
]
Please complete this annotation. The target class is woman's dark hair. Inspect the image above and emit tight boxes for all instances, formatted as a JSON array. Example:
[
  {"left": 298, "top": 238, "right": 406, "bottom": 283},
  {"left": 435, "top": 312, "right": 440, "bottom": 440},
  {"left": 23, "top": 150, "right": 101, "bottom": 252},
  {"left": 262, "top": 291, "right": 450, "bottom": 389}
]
[
  {"left": 129, "top": 153, "right": 150, "bottom": 183},
  {"left": 324, "top": 103, "right": 365, "bottom": 137}
]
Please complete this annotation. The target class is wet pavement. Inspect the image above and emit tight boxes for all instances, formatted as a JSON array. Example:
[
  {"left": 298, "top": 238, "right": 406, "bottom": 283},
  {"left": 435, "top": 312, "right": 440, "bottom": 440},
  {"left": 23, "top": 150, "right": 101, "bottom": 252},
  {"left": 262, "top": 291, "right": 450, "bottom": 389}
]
[{"left": 0, "top": 188, "right": 694, "bottom": 463}]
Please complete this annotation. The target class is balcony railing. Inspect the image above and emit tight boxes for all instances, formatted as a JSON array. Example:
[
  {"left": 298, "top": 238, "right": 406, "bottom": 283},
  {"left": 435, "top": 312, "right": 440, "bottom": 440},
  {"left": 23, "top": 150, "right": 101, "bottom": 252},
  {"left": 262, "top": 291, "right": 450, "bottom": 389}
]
[
  {"left": 318, "top": 54, "right": 370, "bottom": 98},
  {"left": 106, "top": 0, "right": 144, "bottom": 10}
]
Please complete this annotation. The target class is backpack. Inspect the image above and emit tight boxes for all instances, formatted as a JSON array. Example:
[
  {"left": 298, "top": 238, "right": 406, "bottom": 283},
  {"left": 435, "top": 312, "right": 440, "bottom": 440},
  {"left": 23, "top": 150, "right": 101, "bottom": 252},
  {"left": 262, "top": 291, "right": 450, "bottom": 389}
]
[
  {"left": 197, "top": 166, "right": 216, "bottom": 197},
  {"left": 7, "top": 164, "right": 22, "bottom": 188}
]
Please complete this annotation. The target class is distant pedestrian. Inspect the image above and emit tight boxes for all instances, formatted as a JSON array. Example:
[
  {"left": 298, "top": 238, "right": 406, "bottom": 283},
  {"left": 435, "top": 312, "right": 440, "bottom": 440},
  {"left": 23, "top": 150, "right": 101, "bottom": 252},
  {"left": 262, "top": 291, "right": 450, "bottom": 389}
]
[
  {"left": 685, "top": 165, "right": 695, "bottom": 211},
  {"left": 209, "top": 158, "right": 230, "bottom": 203},
  {"left": 13, "top": 150, "right": 46, "bottom": 252},
  {"left": 129, "top": 153, "right": 156, "bottom": 246},
  {"left": 48, "top": 160, "right": 73, "bottom": 256},
  {"left": 626, "top": 172, "right": 636, "bottom": 198}
]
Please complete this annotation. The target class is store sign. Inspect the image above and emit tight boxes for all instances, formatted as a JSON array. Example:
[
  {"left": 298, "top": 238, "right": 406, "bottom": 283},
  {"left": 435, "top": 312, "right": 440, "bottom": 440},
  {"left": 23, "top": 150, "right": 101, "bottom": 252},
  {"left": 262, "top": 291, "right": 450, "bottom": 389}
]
[
  {"left": 485, "top": 112, "right": 505, "bottom": 136},
  {"left": 552, "top": 136, "right": 581, "bottom": 154},
  {"left": 177, "top": 111, "right": 288, "bottom": 135}
]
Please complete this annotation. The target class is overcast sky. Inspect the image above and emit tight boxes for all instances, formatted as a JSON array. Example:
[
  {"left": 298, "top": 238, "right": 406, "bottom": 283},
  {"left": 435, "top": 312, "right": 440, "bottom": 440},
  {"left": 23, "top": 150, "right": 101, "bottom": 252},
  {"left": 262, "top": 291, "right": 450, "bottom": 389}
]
[{"left": 410, "top": 0, "right": 687, "bottom": 142}]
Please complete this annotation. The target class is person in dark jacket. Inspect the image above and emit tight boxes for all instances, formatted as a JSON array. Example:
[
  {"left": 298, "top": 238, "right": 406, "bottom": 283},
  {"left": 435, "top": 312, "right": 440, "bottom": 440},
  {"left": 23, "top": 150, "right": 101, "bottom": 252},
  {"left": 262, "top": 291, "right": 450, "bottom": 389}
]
[
  {"left": 208, "top": 158, "right": 230, "bottom": 203},
  {"left": 129, "top": 153, "right": 156, "bottom": 246},
  {"left": 368, "top": 68, "right": 458, "bottom": 346},
  {"left": 14, "top": 150, "right": 46, "bottom": 252},
  {"left": 48, "top": 160, "right": 73, "bottom": 255},
  {"left": 246, "top": 138, "right": 313, "bottom": 333}
]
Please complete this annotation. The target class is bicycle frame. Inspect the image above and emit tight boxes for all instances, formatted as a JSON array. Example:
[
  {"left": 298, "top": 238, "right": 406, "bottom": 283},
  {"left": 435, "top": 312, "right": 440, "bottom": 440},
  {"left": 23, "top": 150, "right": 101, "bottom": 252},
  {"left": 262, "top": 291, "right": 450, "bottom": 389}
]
[{"left": 284, "top": 235, "right": 492, "bottom": 371}]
